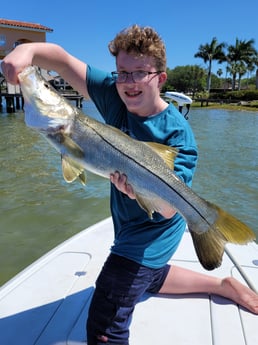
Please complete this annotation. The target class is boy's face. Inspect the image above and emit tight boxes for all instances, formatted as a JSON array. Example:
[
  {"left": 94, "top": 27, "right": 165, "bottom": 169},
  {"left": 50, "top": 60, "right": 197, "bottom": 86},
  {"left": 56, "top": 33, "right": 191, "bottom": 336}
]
[{"left": 115, "top": 50, "right": 167, "bottom": 117}]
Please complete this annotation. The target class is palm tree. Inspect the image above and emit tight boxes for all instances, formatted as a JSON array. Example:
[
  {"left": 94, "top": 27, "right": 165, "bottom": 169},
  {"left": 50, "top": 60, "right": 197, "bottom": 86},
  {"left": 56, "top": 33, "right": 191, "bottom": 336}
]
[
  {"left": 250, "top": 54, "right": 258, "bottom": 90},
  {"left": 217, "top": 68, "right": 223, "bottom": 78},
  {"left": 194, "top": 37, "right": 226, "bottom": 92},
  {"left": 217, "top": 68, "right": 223, "bottom": 88},
  {"left": 226, "top": 38, "right": 257, "bottom": 90}
]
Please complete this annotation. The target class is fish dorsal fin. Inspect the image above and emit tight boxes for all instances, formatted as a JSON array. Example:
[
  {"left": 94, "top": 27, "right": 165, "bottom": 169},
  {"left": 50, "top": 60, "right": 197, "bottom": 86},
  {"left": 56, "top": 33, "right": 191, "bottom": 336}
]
[
  {"left": 61, "top": 155, "right": 86, "bottom": 185},
  {"left": 144, "top": 142, "right": 178, "bottom": 169}
]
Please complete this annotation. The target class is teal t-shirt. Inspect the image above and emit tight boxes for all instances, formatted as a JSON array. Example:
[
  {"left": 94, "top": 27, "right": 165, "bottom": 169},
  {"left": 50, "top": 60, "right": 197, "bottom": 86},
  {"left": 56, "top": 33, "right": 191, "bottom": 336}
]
[{"left": 86, "top": 65, "right": 198, "bottom": 268}]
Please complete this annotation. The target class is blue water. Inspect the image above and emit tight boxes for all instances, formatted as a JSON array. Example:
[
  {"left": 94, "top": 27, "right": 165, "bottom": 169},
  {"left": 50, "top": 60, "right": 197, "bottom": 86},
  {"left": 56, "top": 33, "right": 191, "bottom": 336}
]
[
  {"left": 0, "top": 102, "right": 257, "bottom": 285},
  {"left": 190, "top": 108, "right": 258, "bottom": 232}
]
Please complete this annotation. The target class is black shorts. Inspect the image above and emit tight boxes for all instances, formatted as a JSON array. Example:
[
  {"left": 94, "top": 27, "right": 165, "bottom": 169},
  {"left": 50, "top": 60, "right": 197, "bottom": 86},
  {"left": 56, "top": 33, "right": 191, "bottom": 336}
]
[{"left": 86, "top": 253, "right": 170, "bottom": 344}]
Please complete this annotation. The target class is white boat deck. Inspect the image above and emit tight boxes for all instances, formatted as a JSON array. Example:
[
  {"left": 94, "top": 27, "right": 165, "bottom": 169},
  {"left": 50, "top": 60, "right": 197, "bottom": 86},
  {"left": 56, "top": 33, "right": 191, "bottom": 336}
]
[{"left": 0, "top": 217, "right": 257, "bottom": 344}]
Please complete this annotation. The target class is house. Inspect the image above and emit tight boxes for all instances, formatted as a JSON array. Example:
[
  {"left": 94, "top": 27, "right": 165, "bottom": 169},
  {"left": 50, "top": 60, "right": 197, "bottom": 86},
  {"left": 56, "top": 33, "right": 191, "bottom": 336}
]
[
  {"left": 0, "top": 18, "right": 53, "bottom": 112},
  {"left": 0, "top": 18, "right": 53, "bottom": 60}
]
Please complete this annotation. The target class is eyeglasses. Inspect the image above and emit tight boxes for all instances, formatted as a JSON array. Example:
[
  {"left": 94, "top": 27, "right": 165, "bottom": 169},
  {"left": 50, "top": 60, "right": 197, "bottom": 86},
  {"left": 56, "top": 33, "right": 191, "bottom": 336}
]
[{"left": 111, "top": 70, "right": 162, "bottom": 83}]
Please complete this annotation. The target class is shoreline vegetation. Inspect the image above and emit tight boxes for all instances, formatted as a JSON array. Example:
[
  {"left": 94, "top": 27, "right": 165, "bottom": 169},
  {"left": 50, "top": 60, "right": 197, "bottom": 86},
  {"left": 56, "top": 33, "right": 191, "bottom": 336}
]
[
  {"left": 162, "top": 93, "right": 258, "bottom": 112},
  {"left": 191, "top": 100, "right": 258, "bottom": 112},
  {"left": 164, "top": 99, "right": 258, "bottom": 113}
]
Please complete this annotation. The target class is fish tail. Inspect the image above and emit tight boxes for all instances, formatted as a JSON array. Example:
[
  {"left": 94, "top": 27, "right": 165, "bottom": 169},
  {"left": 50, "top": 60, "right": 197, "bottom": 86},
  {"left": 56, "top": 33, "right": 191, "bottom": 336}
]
[{"left": 189, "top": 203, "right": 256, "bottom": 270}]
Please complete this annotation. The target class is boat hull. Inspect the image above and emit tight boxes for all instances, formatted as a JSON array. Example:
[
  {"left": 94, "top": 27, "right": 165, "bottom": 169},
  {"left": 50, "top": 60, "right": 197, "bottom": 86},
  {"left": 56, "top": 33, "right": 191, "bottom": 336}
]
[{"left": 0, "top": 217, "right": 257, "bottom": 344}]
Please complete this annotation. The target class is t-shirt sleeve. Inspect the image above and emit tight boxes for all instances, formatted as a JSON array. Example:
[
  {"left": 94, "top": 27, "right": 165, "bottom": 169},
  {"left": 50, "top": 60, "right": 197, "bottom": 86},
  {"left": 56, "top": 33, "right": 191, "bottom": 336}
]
[
  {"left": 86, "top": 65, "right": 125, "bottom": 125},
  {"left": 173, "top": 146, "right": 197, "bottom": 187},
  {"left": 166, "top": 106, "right": 198, "bottom": 187}
]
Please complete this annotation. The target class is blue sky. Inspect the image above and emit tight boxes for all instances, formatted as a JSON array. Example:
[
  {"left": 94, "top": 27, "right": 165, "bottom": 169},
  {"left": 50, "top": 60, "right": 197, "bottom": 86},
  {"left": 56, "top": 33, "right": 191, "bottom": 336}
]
[{"left": 1, "top": 0, "right": 258, "bottom": 76}]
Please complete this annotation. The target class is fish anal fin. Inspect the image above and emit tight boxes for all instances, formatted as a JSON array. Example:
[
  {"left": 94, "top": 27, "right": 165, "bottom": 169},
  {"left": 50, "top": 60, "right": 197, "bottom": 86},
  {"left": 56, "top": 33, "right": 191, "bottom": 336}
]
[
  {"left": 144, "top": 142, "right": 178, "bottom": 169},
  {"left": 189, "top": 229, "right": 226, "bottom": 270},
  {"left": 61, "top": 155, "right": 86, "bottom": 185}
]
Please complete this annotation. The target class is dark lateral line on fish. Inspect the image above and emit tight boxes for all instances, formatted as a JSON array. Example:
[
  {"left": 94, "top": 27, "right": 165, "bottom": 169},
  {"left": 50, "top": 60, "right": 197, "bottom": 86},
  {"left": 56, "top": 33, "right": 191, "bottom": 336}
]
[{"left": 86, "top": 120, "right": 212, "bottom": 226}]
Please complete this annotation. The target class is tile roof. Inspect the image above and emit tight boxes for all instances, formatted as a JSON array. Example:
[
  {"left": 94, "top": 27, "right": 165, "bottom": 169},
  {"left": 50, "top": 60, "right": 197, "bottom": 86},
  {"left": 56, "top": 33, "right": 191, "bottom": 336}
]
[{"left": 0, "top": 18, "right": 53, "bottom": 32}]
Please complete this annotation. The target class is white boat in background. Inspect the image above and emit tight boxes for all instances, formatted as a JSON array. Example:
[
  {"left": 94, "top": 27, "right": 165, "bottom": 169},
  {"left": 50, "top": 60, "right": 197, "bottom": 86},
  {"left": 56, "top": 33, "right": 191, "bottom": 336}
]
[
  {"left": 165, "top": 91, "right": 192, "bottom": 119},
  {"left": 165, "top": 91, "right": 193, "bottom": 106},
  {"left": 0, "top": 217, "right": 258, "bottom": 344}
]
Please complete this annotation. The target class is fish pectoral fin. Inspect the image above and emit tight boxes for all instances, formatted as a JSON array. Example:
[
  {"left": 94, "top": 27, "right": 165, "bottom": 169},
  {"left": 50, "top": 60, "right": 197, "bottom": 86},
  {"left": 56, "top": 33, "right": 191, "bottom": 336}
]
[
  {"left": 59, "top": 134, "right": 85, "bottom": 159},
  {"left": 189, "top": 203, "right": 256, "bottom": 271},
  {"left": 144, "top": 142, "right": 178, "bottom": 169},
  {"left": 61, "top": 155, "right": 86, "bottom": 185}
]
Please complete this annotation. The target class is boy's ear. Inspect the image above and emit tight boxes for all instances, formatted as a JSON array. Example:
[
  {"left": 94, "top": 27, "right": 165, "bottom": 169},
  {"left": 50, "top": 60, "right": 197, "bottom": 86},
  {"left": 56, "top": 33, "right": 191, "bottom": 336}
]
[{"left": 158, "top": 71, "right": 167, "bottom": 85}]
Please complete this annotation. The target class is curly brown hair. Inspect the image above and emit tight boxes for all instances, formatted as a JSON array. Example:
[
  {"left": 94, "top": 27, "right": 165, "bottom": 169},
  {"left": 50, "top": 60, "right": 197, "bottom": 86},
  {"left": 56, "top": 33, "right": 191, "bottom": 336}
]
[{"left": 108, "top": 25, "right": 166, "bottom": 71}]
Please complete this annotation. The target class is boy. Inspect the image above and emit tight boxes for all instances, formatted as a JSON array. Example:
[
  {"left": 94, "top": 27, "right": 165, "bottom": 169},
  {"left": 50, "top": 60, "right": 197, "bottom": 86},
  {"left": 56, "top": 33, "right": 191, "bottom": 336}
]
[{"left": 2, "top": 25, "right": 258, "bottom": 345}]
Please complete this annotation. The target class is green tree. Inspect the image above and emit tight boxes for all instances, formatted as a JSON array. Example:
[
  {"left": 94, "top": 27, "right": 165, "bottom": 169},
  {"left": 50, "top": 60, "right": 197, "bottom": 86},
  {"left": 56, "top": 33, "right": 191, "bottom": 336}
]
[
  {"left": 210, "top": 74, "right": 222, "bottom": 89},
  {"left": 163, "top": 65, "right": 206, "bottom": 95},
  {"left": 194, "top": 37, "right": 226, "bottom": 92},
  {"left": 226, "top": 38, "right": 257, "bottom": 90}
]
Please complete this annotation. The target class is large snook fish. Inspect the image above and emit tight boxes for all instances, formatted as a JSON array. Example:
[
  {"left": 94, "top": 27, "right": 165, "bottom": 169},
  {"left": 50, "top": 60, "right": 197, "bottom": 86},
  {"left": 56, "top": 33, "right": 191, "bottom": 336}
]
[{"left": 18, "top": 66, "right": 255, "bottom": 270}]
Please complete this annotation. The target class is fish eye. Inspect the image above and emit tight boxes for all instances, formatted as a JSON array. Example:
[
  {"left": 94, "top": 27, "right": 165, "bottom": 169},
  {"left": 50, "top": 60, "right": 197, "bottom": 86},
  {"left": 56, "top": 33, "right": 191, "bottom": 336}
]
[{"left": 44, "top": 82, "right": 50, "bottom": 89}]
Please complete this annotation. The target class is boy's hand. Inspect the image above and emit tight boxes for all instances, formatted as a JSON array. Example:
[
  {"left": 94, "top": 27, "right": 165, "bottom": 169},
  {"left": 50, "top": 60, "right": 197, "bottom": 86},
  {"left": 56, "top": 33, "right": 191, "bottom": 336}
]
[{"left": 110, "top": 171, "right": 136, "bottom": 199}]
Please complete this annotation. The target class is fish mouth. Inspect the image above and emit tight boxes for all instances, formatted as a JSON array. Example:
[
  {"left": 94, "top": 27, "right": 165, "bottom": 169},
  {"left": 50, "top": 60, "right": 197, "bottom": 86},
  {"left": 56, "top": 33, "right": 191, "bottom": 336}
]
[{"left": 18, "top": 66, "right": 33, "bottom": 82}]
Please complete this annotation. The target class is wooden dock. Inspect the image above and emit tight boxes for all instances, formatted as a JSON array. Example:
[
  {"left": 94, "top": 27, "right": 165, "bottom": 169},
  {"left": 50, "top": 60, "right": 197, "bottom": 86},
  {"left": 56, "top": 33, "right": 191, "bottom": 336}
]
[
  {"left": 0, "top": 92, "right": 84, "bottom": 113},
  {"left": 0, "top": 80, "right": 84, "bottom": 113},
  {"left": 59, "top": 91, "right": 84, "bottom": 108}
]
